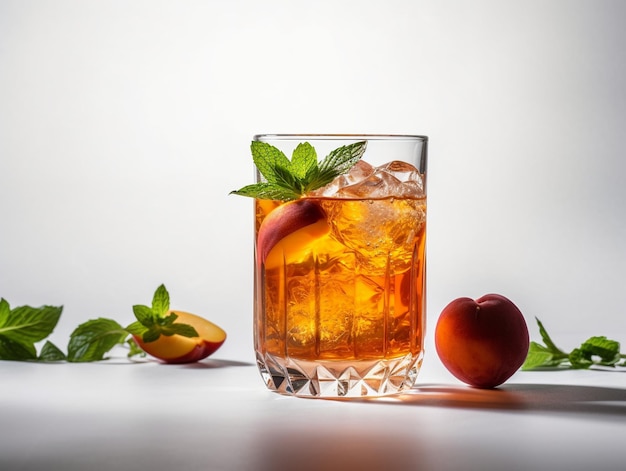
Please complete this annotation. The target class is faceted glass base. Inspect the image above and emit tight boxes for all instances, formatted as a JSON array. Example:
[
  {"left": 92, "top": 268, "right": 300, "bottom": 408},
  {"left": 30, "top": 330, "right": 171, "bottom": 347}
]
[{"left": 256, "top": 352, "right": 423, "bottom": 398}]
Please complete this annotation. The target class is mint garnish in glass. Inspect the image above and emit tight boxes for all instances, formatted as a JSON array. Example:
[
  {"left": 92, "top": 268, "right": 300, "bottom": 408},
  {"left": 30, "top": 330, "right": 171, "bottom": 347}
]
[{"left": 230, "top": 140, "right": 367, "bottom": 200}]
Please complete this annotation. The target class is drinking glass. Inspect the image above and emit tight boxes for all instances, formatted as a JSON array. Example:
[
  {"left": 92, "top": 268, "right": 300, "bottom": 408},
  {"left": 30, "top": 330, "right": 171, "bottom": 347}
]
[{"left": 253, "top": 134, "right": 428, "bottom": 397}]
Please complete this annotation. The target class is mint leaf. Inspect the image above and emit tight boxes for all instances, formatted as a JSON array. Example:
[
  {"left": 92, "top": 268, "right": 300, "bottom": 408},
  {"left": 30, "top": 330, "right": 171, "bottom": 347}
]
[
  {"left": 272, "top": 164, "right": 301, "bottom": 194},
  {"left": 130, "top": 317, "right": 199, "bottom": 342},
  {"left": 230, "top": 182, "right": 299, "bottom": 201},
  {"left": 319, "top": 141, "right": 367, "bottom": 174},
  {"left": 38, "top": 341, "right": 66, "bottom": 361},
  {"left": 0, "top": 298, "right": 9, "bottom": 319},
  {"left": 132, "top": 304, "right": 154, "bottom": 327},
  {"left": 290, "top": 142, "right": 317, "bottom": 179},
  {"left": 125, "top": 320, "right": 148, "bottom": 337},
  {"left": 306, "top": 141, "right": 367, "bottom": 193},
  {"left": 0, "top": 303, "right": 62, "bottom": 346},
  {"left": 573, "top": 336, "right": 621, "bottom": 367},
  {"left": 0, "top": 299, "right": 63, "bottom": 361},
  {"left": 141, "top": 327, "right": 162, "bottom": 343},
  {"left": 521, "top": 342, "right": 559, "bottom": 370},
  {"left": 251, "top": 141, "right": 292, "bottom": 184},
  {"left": 126, "top": 313, "right": 165, "bottom": 342},
  {"left": 152, "top": 284, "right": 170, "bottom": 317},
  {"left": 0, "top": 336, "right": 37, "bottom": 360},
  {"left": 67, "top": 318, "right": 128, "bottom": 362},
  {"left": 569, "top": 348, "right": 593, "bottom": 369},
  {"left": 231, "top": 140, "right": 367, "bottom": 200},
  {"left": 536, "top": 317, "right": 567, "bottom": 357},
  {"left": 161, "top": 322, "right": 199, "bottom": 338},
  {"left": 158, "top": 311, "right": 179, "bottom": 327},
  {"left": 580, "top": 336, "right": 620, "bottom": 365}
]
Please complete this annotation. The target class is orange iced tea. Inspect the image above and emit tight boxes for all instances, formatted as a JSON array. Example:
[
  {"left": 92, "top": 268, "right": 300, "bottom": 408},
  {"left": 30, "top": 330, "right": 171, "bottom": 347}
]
[
  {"left": 234, "top": 134, "right": 429, "bottom": 397},
  {"left": 254, "top": 157, "right": 427, "bottom": 397}
]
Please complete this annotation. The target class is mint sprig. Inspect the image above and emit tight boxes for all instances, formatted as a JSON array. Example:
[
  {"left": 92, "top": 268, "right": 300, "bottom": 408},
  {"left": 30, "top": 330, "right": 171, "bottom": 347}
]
[
  {"left": 230, "top": 140, "right": 367, "bottom": 200},
  {"left": 0, "top": 284, "right": 200, "bottom": 363},
  {"left": 125, "top": 284, "right": 199, "bottom": 343},
  {"left": 522, "top": 317, "right": 626, "bottom": 370}
]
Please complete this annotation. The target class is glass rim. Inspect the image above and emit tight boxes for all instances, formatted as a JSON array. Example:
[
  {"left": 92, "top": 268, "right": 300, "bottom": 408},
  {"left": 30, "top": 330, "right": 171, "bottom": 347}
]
[{"left": 253, "top": 133, "right": 428, "bottom": 142}]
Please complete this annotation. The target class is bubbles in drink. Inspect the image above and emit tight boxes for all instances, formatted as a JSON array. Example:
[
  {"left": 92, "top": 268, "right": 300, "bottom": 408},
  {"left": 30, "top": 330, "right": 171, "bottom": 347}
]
[{"left": 320, "top": 198, "right": 425, "bottom": 275}]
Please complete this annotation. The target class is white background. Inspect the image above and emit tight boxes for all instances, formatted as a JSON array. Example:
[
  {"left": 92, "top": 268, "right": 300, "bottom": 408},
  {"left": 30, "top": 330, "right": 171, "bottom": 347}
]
[{"left": 1, "top": 0, "right": 625, "bottom": 365}]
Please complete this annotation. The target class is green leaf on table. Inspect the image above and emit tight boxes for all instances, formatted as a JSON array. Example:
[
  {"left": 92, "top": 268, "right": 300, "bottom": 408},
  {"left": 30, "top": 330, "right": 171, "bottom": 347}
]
[
  {"left": 579, "top": 336, "right": 621, "bottom": 366},
  {"left": 566, "top": 336, "right": 621, "bottom": 370},
  {"left": 0, "top": 301, "right": 62, "bottom": 346},
  {"left": 0, "top": 298, "right": 9, "bottom": 319},
  {"left": 536, "top": 317, "right": 566, "bottom": 356},
  {"left": 521, "top": 342, "right": 559, "bottom": 370},
  {"left": 0, "top": 335, "right": 37, "bottom": 361},
  {"left": 0, "top": 298, "right": 63, "bottom": 361},
  {"left": 569, "top": 348, "right": 594, "bottom": 369},
  {"left": 38, "top": 341, "right": 67, "bottom": 361},
  {"left": 67, "top": 318, "right": 128, "bottom": 362}
]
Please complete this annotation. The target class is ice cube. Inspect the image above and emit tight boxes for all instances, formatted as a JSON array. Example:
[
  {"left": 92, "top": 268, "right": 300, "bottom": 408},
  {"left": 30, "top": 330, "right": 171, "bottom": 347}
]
[
  {"left": 380, "top": 161, "right": 418, "bottom": 182},
  {"left": 336, "top": 170, "right": 403, "bottom": 199},
  {"left": 310, "top": 159, "right": 424, "bottom": 199},
  {"left": 310, "top": 160, "right": 375, "bottom": 197},
  {"left": 344, "top": 160, "right": 375, "bottom": 185},
  {"left": 378, "top": 161, "right": 424, "bottom": 197}
]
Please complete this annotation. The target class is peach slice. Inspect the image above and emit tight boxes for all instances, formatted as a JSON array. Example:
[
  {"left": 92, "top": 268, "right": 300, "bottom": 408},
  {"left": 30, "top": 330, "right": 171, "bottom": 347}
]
[
  {"left": 257, "top": 199, "right": 329, "bottom": 268},
  {"left": 133, "top": 310, "right": 226, "bottom": 364}
]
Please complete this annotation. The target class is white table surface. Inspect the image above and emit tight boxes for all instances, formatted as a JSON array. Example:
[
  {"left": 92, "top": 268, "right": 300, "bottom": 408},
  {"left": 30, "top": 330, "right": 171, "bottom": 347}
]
[{"left": 2, "top": 346, "right": 625, "bottom": 471}]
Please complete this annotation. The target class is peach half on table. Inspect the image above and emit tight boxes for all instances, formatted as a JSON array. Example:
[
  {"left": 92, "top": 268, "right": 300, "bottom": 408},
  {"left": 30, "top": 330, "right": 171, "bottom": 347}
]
[
  {"left": 133, "top": 311, "right": 227, "bottom": 364},
  {"left": 257, "top": 199, "right": 329, "bottom": 269}
]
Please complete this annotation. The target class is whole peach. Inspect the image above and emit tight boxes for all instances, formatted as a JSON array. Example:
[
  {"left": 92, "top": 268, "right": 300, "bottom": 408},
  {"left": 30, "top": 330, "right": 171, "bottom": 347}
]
[{"left": 434, "top": 294, "right": 529, "bottom": 388}]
